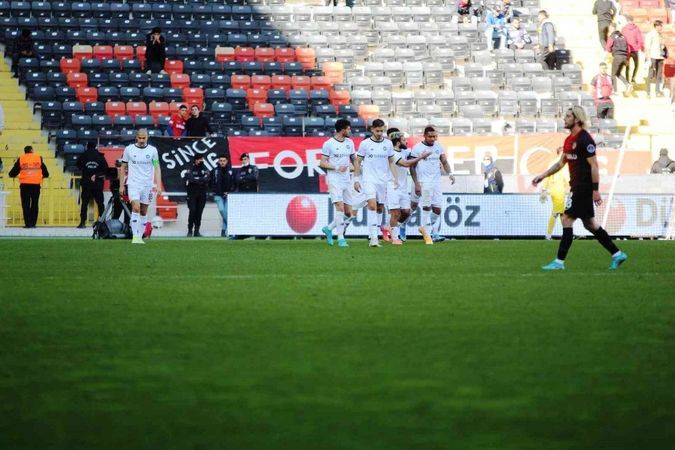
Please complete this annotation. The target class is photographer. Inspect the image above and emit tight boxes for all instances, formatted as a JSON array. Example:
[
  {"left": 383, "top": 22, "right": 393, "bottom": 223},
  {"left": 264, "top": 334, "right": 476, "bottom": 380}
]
[
  {"left": 77, "top": 142, "right": 108, "bottom": 228},
  {"left": 185, "top": 154, "right": 210, "bottom": 237},
  {"left": 145, "top": 27, "right": 166, "bottom": 74},
  {"left": 236, "top": 153, "right": 259, "bottom": 192}
]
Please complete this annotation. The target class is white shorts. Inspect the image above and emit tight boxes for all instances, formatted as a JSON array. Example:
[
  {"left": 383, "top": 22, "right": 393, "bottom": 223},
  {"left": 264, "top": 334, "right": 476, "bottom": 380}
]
[
  {"left": 419, "top": 181, "right": 442, "bottom": 208},
  {"left": 362, "top": 181, "right": 387, "bottom": 204},
  {"left": 328, "top": 179, "right": 352, "bottom": 205},
  {"left": 387, "top": 182, "right": 411, "bottom": 210},
  {"left": 128, "top": 184, "right": 154, "bottom": 205},
  {"left": 350, "top": 190, "right": 368, "bottom": 209}
]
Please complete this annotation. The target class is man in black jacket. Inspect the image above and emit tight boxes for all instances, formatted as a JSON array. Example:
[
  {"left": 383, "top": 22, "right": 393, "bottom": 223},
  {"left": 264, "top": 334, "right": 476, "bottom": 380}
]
[
  {"left": 606, "top": 26, "right": 632, "bottom": 95},
  {"left": 236, "top": 153, "right": 259, "bottom": 192},
  {"left": 211, "top": 154, "right": 237, "bottom": 238},
  {"left": 145, "top": 27, "right": 166, "bottom": 74},
  {"left": 593, "top": 0, "right": 616, "bottom": 50},
  {"left": 185, "top": 154, "right": 210, "bottom": 237},
  {"left": 185, "top": 105, "right": 213, "bottom": 137},
  {"left": 12, "top": 29, "right": 36, "bottom": 78},
  {"left": 77, "top": 142, "right": 108, "bottom": 228}
]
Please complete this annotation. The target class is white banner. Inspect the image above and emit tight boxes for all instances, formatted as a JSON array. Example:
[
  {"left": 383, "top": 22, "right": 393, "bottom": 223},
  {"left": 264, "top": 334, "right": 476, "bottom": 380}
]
[{"left": 229, "top": 193, "right": 675, "bottom": 238}]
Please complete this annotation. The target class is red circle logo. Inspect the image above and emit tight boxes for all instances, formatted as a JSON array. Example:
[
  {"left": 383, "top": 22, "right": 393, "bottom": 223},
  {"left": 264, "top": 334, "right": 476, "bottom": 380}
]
[
  {"left": 286, "top": 195, "right": 317, "bottom": 234},
  {"left": 596, "top": 198, "right": 627, "bottom": 235}
]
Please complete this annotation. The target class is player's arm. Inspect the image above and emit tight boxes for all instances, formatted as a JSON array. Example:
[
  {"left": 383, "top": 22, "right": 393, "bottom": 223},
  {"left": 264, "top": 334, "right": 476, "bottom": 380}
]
[
  {"left": 409, "top": 164, "right": 421, "bottom": 195},
  {"left": 440, "top": 153, "right": 455, "bottom": 185},
  {"left": 319, "top": 154, "right": 347, "bottom": 173},
  {"left": 532, "top": 153, "right": 566, "bottom": 186},
  {"left": 588, "top": 155, "right": 602, "bottom": 206},
  {"left": 397, "top": 151, "right": 430, "bottom": 168},
  {"left": 118, "top": 161, "right": 128, "bottom": 196},
  {"left": 153, "top": 158, "right": 162, "bottom": 196},
  {"left": 388, "top": 155, "right": 399, "bottom": 188},
  {"left": 353, "top": 155, "right": 364, "bottom": 192}
]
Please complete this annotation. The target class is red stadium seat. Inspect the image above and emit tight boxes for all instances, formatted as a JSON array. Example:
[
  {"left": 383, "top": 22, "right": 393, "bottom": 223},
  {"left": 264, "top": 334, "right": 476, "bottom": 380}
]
[
  {"left": 164, "top": 60, "right": 184, "bottom": 75},
  {"left": 170, "top": 73, "right": 190, "bottom": 89},
  {"left": 254, "top": 47, "right": 276, "bottom": 63},
  {"left": 215, "top": 46, "right": 235, "bottom": 63},
  {"left": 638, "top": 0, "right": 660, "bottom": 7},
  {"left": 246, "top": 88, "right": 268, "bottom": 107},
  {"left": 358, "top": 104, "right": 380, "bottom": 121},
  {"left": 183, "top": 87, "right": 204, "bottom": 108},
  {"left": 322, "top": 62, "right": 344, "bottom": 84},
  {"left": 149, "top": 101, "right": 169, "bottom": 124},
  {"left": 76, "top": 87, "right": 98, "bottom": 103},
  {"left": 60, "top": 57, "right": 81, "bottom": 74},
  {"left": 93, "top": 45, "right": 114, "bottom": 61},
  {"left": 105, "top": 101, "right": 126, "bottom": 118},
  {"left": 114, "top": 45, "right": 135, "bottom": 62},
  {"left": 295, "top": 48, "right": 316, "bottom": 70},
  {"left": 310, "top": 76, "right": 332, "bottom": 92},
  {"left": 231, "top": 74, "right": 251, "bottom": 89},
  {"left": 66, "top": 72, "right": 88, "bottom": 88},
  {"left": 329, "top": 89, "right": 350, "bottom": 108},
  {"left": 275, "top": 47, "right": 296, "bottom": 63},
  {"left": 126, "top": 101, "right": 148, "bottom": 119},
  {"left": 251, "top": 75, "right": 272, "bottom": 90},
  {"left": 72, "top": 45, "right": 92, "bottom": 61},
  {"left": 252, "top": 102, "right": 275, "bottom": 119},
  {"left": 136, "top": 46, "right": 146, "bottom": 68},
  {"left": 235, "top": 47, "right": 255, "bottom": 62},
  {"left": 271, "top": 75, "right": 292, "bottom": 91},
  {"left": 291, "top": 75, "right": 311, "bottom": 90}
]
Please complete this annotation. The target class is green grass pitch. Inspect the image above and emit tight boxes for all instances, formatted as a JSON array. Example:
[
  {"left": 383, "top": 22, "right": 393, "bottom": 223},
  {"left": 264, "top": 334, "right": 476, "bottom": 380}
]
[{"left": 1, "top": 238, "right": 674, "bottom": 450}]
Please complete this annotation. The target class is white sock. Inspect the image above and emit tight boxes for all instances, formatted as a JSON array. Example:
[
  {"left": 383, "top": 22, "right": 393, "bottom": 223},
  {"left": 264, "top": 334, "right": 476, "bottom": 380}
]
[
  {"left": 328, "top": 213, "right": 338, "bottom": 230},
  {"left": 140, "top": 215, "right": 147, "bottom": 238},
  {"left": 383, "top": 210, "right": 390, "bottom": 227},
  {"left": 431, "top": 212, "right": 441, "bottom": 235},
  {"left": 367, "top": 209, "right": 378, "bottom": 240},
  {"left": 335, "top": 213, "right": 345, "bottom": 239},
  {"left": 392, "top": 226, "right": 400, "bottom": 240},
  {"left": 555, "top": 258, "right": 565, "bottom": 264},
  {"left": 131, "top": 212, "right": 139, "bottom": 237},
  {"left": 612, "top": 251, "right": 621, "bottom": 257},
  {"left": 421, "top": 209, "right": 431, "bottom": 228},
  {"left": 376, "top": 211, "right": 383, "bottom": 229}
]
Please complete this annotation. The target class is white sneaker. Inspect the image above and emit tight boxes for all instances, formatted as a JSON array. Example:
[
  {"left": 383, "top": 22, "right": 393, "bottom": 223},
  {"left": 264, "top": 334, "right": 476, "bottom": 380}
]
[
  {"left": 369, "top": 239, "right": 381, "bottom": 248},
  {"left": 132, "top": 236, "right": 145, "bottom": 245},
  {"left": 545, "top": 234, "right": 552, "bottom": 240}
]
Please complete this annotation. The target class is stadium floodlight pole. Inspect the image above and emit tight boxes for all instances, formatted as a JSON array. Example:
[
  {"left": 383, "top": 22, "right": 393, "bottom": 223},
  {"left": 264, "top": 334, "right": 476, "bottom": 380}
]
[{"left": 601, "top": 126, "right": 631, "bottom": 230}]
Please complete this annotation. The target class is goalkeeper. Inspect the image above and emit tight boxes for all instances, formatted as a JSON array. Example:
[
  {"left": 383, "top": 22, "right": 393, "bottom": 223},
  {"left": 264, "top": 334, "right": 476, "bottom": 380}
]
[{"left": 539, "top": 147, "right": 569, "bottom": 240}]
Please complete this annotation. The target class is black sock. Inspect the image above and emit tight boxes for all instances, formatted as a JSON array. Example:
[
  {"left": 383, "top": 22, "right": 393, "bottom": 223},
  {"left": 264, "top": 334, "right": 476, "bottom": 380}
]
[
  {"left": 592, "top": 227, "right": 619, "bottom": 255},
  {"left": 557, "top": 227, "right": 574, "bottom": 261}
]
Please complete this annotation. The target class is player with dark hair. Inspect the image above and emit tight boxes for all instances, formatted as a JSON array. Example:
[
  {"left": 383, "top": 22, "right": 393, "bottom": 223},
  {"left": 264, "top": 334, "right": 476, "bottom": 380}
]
[
  {"left": 354, "top": 119, "right": 399, "bottom": 247},
  {"left": 410, "top": 126, "right": 455, "bottom": 245},
  {"left": 533, "top": 106, "right": 627, "bottom": 270},
  {"left": 320, "top": 118, "right": 356, "bottom": 247}
]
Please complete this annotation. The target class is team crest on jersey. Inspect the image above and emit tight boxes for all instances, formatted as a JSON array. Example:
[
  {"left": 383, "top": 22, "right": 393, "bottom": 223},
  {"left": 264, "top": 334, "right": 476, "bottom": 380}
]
[{"left": 587, "top": 144, "right": 596, "bottom": 154}]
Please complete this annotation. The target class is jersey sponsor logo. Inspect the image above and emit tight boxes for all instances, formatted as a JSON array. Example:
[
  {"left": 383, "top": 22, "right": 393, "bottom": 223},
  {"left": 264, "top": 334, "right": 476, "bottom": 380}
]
[
  {"left": 586, "top": 144, "right": 596, "bottom": 154},
  {"left": 566, "top": 154, "right": 578, "bottom": 160}
]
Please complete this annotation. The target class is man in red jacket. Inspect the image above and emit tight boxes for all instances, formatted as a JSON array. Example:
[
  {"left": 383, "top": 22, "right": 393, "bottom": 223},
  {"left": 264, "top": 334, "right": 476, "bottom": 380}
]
[
  {"left": 621, "top": 15, "right": 644, "bottom": 91},
  {"left": 589, "top": 62, "right": 614, "bottom": 119},
  {"left": 166, "top": 104, "right": 188, "bottom": 137}
]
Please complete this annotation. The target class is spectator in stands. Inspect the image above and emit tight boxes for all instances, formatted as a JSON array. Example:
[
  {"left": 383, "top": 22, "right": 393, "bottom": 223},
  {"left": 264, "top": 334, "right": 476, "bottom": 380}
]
[
  {"left": 621, "top": 16, "right": 643, "bottom": 92},
  {"left": 482, "top": 153, "right": 504, "bottom": 194},
  {"left": 76, "top": 142, "right": 108, "bottom": 228},
  {"left": 507, "top": 17, "right": 532, "bottom": 50},
  {"left": 236, "top": 153, "right": 259, "bottom": 192},
  {"left": 167, "top": 104, "right": 188, "bottom": 137},
  {"left": 457, "top": 0, "right": 473, "bottom": 16},
  {"left": 145, "top": 27, "right": 166, "bottom": 74},
  {"left": 326, "top": 0, "right": 354, "bottom": 7},
  {"left": 590, "top": 62, "right": 615, "bottom": 119},
  {"left": 592, "top": 0, "right": 617, "bottom": 50},
  {"left": 185, "top": 154, "right": 210, "bottom": 237},
  {"left": 185, "top": 105, "right": 214, "bottom": 137},
  {"left": 645, "top": 20, "right": 666, "bottom": 98},
  {"left": 606, "top": 25, "right": 632, "bottom": 95},
  {"left": 536, "top": 10, "right": 557, "bottom": 70},
  {"left": 651, "top": 148, "right": 675, "bottom": 174},
  {"left": 211, "top": 154, "right": 237, "bottom": 238},
  {"left": 501, "top": 0, "right": 514, "bottom": 23},
  {"left": 8, "top": 145, "right": 49, "bottom": 228},
  {"left": 485, "top": 6, "right": 508, "bottom": 50},
  {"left": 12, "top": 29, "right": 37, "bottom": 78}
]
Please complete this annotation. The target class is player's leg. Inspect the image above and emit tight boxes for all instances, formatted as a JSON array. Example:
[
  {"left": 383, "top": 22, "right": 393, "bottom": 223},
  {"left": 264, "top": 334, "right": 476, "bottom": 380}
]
[
  {"left": 418, "top": 183, "right": 434, "bottom": 245},
  {"left": 430, "top": 185, "right": 445, "bottom": 242},
  {"left": 138, "top": 187, "right": 153, "bottom": 240},
  {"left": 376, "top": 183, "right": 388, "bottom": 241},
  {"left": 543, "top": 213, "right": 575, "bottom": 269},
  {"left": 336, "top": 200, "right": 352, "bottom": 247},
  {"left": 362, "top": 183, "right": 380, "bottom": 246},
  {"left": 582, "top": 218, "right": 627, "bottom": 269},
  {"left": 386, "top": 182, "right": 401, "bottom": 244},
  {"left": 127, "top": 185, "right": 144, "bottom": 244}
]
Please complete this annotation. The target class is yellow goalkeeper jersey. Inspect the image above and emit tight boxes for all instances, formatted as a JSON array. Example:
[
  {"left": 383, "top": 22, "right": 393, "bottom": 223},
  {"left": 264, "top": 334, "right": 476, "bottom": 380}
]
[{"left": 544, "top": 161, "right": 569, "bottom": 198}]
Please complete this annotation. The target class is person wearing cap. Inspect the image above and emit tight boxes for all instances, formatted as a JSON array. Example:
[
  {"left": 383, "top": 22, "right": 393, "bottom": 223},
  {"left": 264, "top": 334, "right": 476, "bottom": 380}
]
[
  {"left": 145, "top": 27, "right": 166, "bottom": 74},
  {"left": 76, "top": 142, "right": 108, "bottom": 228},
  {"left": 651, "top": 148, "right": 675, "bottom": 174},
  {"left": 167, "top": 104, "right": 188, "bottom": 137},
  {"left": 185, "top": 105, "right": 214, "bottom": 137},
  {"left": 236, "top": 153, "right": 259, "bottom": 192},
  {"left": 8, "top": 145, "right": 50, "bottom": 228},
  {"left": 185, "top": 154, "right": 211, "bottom": 237}
]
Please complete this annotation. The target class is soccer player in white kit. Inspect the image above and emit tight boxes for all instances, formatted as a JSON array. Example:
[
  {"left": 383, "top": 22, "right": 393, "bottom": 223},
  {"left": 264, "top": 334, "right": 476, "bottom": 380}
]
[
  {"left": 353, "top": 119, "right": 399, "bottom": 247},
  {"left": 410, "top": 126, "right": 455, "bottom": 245},
  {"left": 385, "top": 131, "right": 430, "bottom": 245},
  {"left": 319, "top": 119, "right": 356, "bottom": 247},
  {"left": 119, "top": 129, "right": 162, "bottom": 244}
]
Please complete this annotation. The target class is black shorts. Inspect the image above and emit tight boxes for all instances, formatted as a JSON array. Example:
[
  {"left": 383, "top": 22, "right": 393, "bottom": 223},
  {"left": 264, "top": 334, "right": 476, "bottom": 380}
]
[{"left": 564, "top": 188, "right": 594, "bottom": 219}]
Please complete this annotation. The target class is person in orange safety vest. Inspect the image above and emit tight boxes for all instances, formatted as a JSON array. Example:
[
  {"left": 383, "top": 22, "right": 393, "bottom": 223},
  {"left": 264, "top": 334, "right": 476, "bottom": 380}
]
[{"left": 8, "top": 145, "right": 50, "bottom": 228}]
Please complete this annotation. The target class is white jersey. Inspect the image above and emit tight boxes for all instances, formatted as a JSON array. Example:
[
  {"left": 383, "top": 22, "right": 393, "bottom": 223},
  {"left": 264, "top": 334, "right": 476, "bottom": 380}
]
[
  {"left": 357, "top": 137, "right": 394, "bottom": 185},
  {"left": 411, "top": 141, "right": 444, "bottom": 184},
  {"left": 322, "top": 136, "right": 355, "bottom": 183},
  {"left": 390, "top": 148, "right": 411, "bottom": 185},
  {"left": 122, "top": 143, "right": 159, "bottom": 187}
]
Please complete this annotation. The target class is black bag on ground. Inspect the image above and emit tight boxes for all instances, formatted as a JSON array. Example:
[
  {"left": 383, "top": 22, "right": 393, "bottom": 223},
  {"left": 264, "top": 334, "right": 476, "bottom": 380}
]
[{"left": 92, "top": 197, "right": 132, "bottom": 239}]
